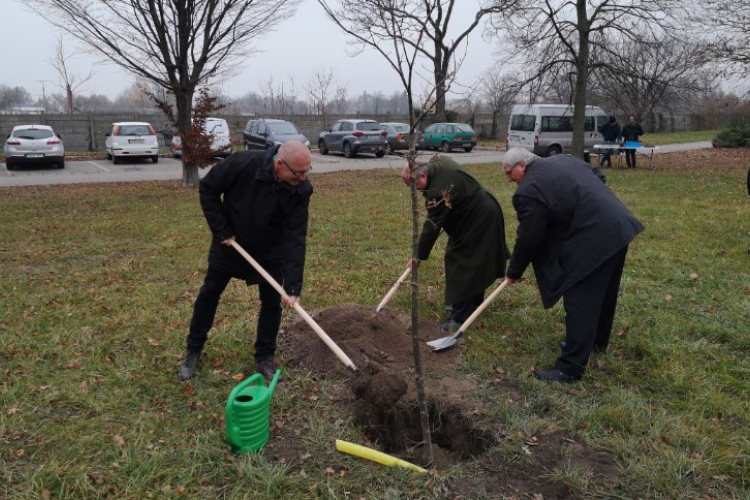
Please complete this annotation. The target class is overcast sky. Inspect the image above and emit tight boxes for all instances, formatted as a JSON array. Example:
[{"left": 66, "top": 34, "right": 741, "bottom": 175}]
[{"left": 2, "top": 0, "right": 501, "bottom": 102}]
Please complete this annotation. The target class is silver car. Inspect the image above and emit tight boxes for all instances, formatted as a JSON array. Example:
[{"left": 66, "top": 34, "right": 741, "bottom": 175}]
[
  {"left": 318, "top": 119, "right": 387, "bottom": 158},
  {"left": 4, "top": 125, "right": 65, "bottom": 170}
]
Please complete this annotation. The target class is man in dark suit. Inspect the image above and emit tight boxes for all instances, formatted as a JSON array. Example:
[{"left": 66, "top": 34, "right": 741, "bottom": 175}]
[{"left": 503, "top": 148, "right": 644, "bottom": 382}]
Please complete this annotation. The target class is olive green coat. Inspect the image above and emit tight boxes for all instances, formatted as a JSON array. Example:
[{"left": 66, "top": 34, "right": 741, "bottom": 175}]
[{"left": 418, "top": 156, "right": 509, "bottom": 304}]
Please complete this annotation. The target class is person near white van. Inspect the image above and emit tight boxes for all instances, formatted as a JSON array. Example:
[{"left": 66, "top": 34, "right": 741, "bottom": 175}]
[
  {"left": 598, "top": 116, "right": 622, "bottom": 168},
  {"left": 621, "top": 115, "right": 645, "bottom": 168}
]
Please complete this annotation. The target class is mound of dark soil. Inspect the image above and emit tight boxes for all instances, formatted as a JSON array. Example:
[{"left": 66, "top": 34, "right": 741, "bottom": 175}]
[{"left": 279, "top": 304, "right": 620, "bottom": 499}]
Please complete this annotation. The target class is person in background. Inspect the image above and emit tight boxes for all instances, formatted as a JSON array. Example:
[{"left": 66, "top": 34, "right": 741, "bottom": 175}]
[
  {"left": 401, "top": 155, "right": 509, "bottom": 333},
  {"left": 598, "top": 115, "right": 622, "bottom": 168},
  {"left": 179, "top": 140, "right": 313, "bottom": 382},
  {"left": 621, "top": 114, "right": 645, "bottom": 168},
  {"left": 502, "top": 147, "right": 644, "bottom": 383}
]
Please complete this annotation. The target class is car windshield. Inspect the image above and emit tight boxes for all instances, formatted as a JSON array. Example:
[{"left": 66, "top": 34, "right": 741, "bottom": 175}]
[
  {"left": 456, "top": 124, "right": 475, "bottom": 133},
  {"left": 13, "top": 129, "right": 53, "bottom": 140},
  {"left": 392, "top": 124, "right": 409, "bottom": 132},
  {"left": 356, "top": 122, "right": 382, "bottom": 132},
  {"left": 119, "top": 125, "right": 152, "bottom": 136},
  {"left": 268, "top": 122, "right": 299, "bottom": 134}
]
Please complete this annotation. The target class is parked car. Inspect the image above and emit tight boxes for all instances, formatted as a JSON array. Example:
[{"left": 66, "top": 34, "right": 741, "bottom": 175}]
[
  {"left": 105, "top": 122, "right": 159, "bottom": 164},
  {"left": 318, "top": 119, "right": 387, "bottom": 158},
  {"left": 380, "top": 122, "right": 411, "bottom": 152},
  {"left": 418, "top": 122, "right": 477, "bottom": 152},
  {"left": 204, "top": 117, "right": 232, "bottom": 156},
  {"left": 243, "top": 118, "right": 310, "bottom": 150},
  {"left": 4, "top": 124, "right": 65, "bottom": 170},
  {"left": 170, "top": 135, "right": 182, "bottom": 158},
  {"left": 167, "top": 118, "right": 232, "bottom": 159}
]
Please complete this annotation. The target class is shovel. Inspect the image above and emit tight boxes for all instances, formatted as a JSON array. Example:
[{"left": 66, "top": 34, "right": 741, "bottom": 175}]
[
  {"left": 376, "top": 267, "right": 411, "bottom": 313},
  {"left": 427, "top": 279, "right": 509, "bottom": 352},
  {"left": 230, "top": 240, "right": 358, "bottom": 373}
]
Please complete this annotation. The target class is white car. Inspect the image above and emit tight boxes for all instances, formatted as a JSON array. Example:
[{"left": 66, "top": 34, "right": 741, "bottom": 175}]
[
  {"left": 105, "top": 122, "right": 160, "bottom": 164},
  {"left": 4, "top": 124, "right": 65, "bottom": 170}
]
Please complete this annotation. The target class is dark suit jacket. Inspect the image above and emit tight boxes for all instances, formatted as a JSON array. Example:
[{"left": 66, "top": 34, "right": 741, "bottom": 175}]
[{"left": 506, "top": 154, "right": 644, "bottom": 308}]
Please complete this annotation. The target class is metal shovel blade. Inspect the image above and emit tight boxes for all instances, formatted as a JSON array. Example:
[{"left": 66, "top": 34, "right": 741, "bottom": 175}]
[
  {"left": 426, "top": 279, "right": 509, "bottom": 353},
  {"left": 427, "top": 330, "right": 464, "bottom": 352}
]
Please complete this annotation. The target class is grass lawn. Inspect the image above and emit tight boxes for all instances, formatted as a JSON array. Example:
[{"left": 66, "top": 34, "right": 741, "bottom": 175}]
[{"left": 1, "top": 148, "right": 749, "bottom": 499}]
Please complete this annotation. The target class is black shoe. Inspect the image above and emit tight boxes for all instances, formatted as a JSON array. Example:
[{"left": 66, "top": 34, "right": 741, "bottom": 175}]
[
  {"left": 255, "top": 357, "right": 282, "bottom": 382},
  {"left": 440, "top": 319, "right": 460, "bottom": 332},
  {"left": 532, "top": 369, "right": 580, "bottom": 383},
  {"left": 178, "top": 350, "right": 203, "bottom": 380}
]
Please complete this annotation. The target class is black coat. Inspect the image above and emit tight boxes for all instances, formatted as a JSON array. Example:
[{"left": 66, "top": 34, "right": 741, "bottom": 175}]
[
  {"left": 199, "top": 148, "right": 313, "bottom": 296},
  {"left": 418, "top": 156, "right": 509, "bottom": 304},
  {"left": 621, "top": 122, "right": 644, "bottom": 142},
  {"left": 506, "top": 154, "right": 644, "bottom": 308},
  {"left": 599, "top": 122, "right": 621, "bottom": 143}
]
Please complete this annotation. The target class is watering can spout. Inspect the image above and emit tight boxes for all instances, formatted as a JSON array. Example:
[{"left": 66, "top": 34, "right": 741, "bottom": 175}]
[{"left": 267, "top": 369, "right": 282, "bottom": 396}]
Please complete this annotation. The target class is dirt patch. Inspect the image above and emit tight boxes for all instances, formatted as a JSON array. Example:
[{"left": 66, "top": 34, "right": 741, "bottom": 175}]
[{"left": 280, "top": 304, "right": 621, "bottom": 498}]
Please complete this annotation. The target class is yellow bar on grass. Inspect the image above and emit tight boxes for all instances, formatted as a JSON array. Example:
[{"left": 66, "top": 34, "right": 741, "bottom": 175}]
[{"left": 335, "top": 439, "right": 428, "bottom": 473}]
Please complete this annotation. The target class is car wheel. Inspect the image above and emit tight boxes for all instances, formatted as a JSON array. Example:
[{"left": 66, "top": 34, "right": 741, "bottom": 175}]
[
  {"left": 375, "top": 150, "right": 385, "bottom": 158},
  {"left": 318, "top": 140, "right": 329, "bottom": 155},
  {"left": 343, "top": 142, "right": 355, "bottom": 158},
  {"left": 463, "top": 146, "right": 474, "bottom": 153},
  {"left": 106, "top": 151, "right": 112, "bottom": 160},
  {"left": 58, "top": 160, "right": 65, "bottom": 169},
  {"left": 547, "top": 145, "right": 562, "bottom": 156},
  {"left": 6, "top": 161, "right": 14, "bottom": 171},
  {"left": 112, "top": 155, "right": 120, "bottom": 165},
  {"left": 152, "top": 155, "right": 159, "bottom": 163},
  {"left": 385, "top": 142, "right": 394, "bottom": 154},
  {"left": 441, "top": 141, "right": 451, "bottom": 153}
]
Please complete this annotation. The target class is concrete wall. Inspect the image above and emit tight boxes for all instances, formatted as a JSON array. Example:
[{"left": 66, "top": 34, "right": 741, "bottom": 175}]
[{"left": 0, "top": 112, "right": 506, "bottom": 151}]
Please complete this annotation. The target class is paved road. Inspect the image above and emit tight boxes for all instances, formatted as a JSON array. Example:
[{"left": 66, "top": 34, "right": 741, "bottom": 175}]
[{"left": 0, "top": 142, "right": 713, "bottom": 187}]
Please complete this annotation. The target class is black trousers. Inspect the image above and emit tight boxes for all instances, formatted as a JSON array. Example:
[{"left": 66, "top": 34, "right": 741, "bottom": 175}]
[
  {"left": 625, "top": 149, "right": 637, "bottom": 168},
  {"left": 186, "top": 266, "right": 282, "bottom": 360},
  {"left": 450, "top": 292, "right": 485, "bottom": 324},
  {"left": 555, "top": 246, "right": 628, "bottom": 378}
]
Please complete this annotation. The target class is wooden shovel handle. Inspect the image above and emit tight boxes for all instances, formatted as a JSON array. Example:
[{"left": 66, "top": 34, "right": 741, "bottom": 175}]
[
  {"left": 376, "top": 267, "right": 411, "bottom": 312},
  {"left": 457, "top": 279, "right": 509, "bottom": 334},
  {"left": 230, "top": 241, "right": 358, "bottom": 372}
]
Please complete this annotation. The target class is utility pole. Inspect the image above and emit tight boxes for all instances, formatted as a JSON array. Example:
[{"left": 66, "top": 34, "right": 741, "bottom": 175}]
[{"left": 37, "top": 80, "right": 49, "bottom": 113}]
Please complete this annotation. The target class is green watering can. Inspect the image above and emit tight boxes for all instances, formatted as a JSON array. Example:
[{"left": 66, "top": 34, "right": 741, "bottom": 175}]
[{"left": 225, "top": 370, "right": 281, "bottom": 453}]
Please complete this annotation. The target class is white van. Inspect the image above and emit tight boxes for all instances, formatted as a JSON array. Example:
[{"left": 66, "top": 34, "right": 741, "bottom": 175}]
[
  {"left": 507, "top": 104, "right": 608, "bottom": 157},
  {"left": 204, "top": 117, "right": 232, "bottom": 157}
]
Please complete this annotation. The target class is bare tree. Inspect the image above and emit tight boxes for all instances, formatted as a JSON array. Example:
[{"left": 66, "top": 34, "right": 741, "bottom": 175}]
[
  {"left": 25, "top": 0, "right": 299, "bottom": 186},
  {"left": 318, "top": 0, "right": 514, "bottom": 122},
  {"left": 589, "top": 31, "right": 710, "bottom": 131},
  {"left": 479, "top": 67, "right": 521, "bottom": 139},
  {"left": 305, "top": 67, "right": 337, "bottom": 126},
  {"left": 693, "top": 0, "right": 750, "bottom": 70},
  {"left": 47, "top": 37, "right": 94, "bottom": 114},
  {"left": 0, "top": 85, "right": 32, "bottom": 110},
  {"left": 330, "top": 85, "right": 349, "bottom": 114},
  {"left": 491, "top": 0, "right": 680, "bottom": 157},
  {"left": 261, "top": 76, "right": 299, "bottom": 115},
  {"left": 315, "top": 0, "right": 521, "bottom": 466}
]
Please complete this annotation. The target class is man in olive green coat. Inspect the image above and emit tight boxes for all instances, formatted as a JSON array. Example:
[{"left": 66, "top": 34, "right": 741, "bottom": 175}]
[{"left": 402, "top": 155, "right": 510, "bottom": 331}]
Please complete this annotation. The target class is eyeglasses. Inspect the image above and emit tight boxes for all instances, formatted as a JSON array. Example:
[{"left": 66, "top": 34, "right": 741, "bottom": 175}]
[
  {"left": 504, "top": 162, "right": 521, "bottom": 177},
  {"left": 277, "top": 155, "right": 312, "bottom": 178}
]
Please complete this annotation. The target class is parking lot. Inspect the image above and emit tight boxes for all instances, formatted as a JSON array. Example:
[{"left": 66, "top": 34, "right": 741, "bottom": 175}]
[{"left": 0, "top": 148, "right": 507, "bottom": 187}]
